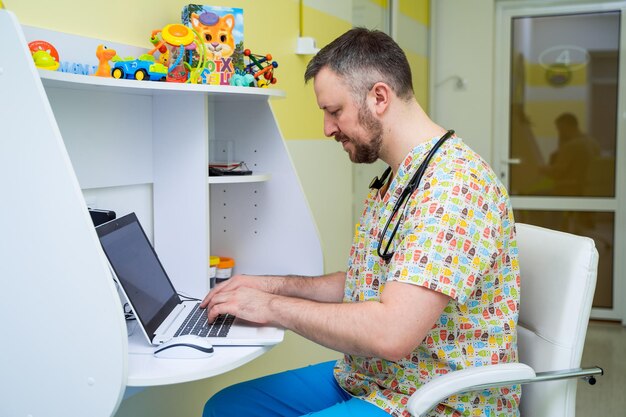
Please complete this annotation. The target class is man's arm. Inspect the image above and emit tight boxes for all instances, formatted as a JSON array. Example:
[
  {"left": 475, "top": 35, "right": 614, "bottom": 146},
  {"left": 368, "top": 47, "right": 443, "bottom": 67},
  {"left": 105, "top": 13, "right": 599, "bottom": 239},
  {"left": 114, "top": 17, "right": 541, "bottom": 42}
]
[
  {"left": 200, "top": 271, "right": 346, "bottom": 310},
  {"left": 205, "top": 280, "right": 450, "bottom": 361},
  {"left": 278, "top": 271, "right": 347, "bottom": 302}
]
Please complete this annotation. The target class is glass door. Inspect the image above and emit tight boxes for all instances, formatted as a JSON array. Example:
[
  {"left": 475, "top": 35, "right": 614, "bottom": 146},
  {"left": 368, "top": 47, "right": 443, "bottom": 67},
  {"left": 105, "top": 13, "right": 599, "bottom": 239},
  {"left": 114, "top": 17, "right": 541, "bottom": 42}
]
[{"left": 495, "top": 1, "right": 626, "bottom": 321}]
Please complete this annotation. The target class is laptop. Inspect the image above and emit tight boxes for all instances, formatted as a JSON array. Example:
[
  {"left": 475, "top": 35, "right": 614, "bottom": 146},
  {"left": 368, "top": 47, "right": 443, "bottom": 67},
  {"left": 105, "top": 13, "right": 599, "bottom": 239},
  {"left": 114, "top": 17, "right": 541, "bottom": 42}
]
[{"left": 95, "top": 212, "right": 283, "bottom": 347}]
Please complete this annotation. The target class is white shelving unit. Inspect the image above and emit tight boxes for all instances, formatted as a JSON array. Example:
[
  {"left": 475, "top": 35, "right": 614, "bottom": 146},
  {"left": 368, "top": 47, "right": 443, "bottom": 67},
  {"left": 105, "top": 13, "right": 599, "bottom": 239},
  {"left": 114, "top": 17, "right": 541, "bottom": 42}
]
[
  {"left": 40, "top": 67, "right": 287, "bottom": 98},
  {"left": 208, "top": 173, "right": 272, "bottom": 184},
  {"left": 1, "top": 12, "right": 323, "bottom": 417},
  {"left": 29, "top": 28, "right": 323, "bottom": 299}
]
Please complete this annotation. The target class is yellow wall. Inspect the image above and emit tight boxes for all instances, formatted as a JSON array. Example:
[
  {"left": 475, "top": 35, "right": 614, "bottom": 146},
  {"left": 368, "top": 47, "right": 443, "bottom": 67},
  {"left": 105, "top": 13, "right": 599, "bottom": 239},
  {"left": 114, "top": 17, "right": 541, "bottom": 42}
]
[
  {"left": 399, "top": 0, "right": 430, "bottom": 108},
  {"left": 400, "top": 0, "right": 428, "bottom": 26},
  {"left": 7, "top": 1, "right": 429, "bottom": 415}
]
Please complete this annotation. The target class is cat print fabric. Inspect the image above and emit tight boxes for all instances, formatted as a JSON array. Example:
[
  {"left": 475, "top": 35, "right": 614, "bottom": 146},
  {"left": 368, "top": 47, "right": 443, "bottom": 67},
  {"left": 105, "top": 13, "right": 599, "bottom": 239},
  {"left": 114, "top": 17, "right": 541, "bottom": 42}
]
[{"left": 334, "top": 135, "right": 521, "bottom": 417}]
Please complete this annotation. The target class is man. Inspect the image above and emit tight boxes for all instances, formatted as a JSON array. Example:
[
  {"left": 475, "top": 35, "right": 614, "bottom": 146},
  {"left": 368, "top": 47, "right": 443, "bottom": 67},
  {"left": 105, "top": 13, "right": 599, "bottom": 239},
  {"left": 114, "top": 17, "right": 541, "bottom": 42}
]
[
  {"left": 545, "top": 112, "right": 601, "bottom": 196},
  {"left": 201, "top": 28, "right": 520, "bottom": 417}
]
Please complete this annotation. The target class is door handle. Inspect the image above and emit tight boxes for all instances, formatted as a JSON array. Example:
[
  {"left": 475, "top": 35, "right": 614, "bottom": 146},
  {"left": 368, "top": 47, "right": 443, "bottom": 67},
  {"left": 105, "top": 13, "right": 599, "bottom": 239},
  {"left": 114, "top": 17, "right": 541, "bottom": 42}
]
[{"left": 502, "top": 158, "right": 522, "bottom": 165}]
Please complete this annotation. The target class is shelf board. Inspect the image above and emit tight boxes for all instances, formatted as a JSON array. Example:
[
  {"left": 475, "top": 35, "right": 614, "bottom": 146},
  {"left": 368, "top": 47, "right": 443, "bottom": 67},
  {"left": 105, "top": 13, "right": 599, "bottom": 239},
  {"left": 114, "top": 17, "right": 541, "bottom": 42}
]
[
  {"left": 39, "top": 69, "right": 286, "bottom": 100},
  {"left": 208, "top": 173, "right": 271, "bottom": 184}
]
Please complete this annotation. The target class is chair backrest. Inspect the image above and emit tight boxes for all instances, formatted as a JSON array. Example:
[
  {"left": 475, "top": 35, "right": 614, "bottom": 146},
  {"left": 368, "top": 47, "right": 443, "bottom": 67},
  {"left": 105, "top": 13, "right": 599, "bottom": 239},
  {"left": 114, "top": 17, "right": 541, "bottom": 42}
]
[{"left": 515, "top": 223, "right": 598, "bottom": 417}]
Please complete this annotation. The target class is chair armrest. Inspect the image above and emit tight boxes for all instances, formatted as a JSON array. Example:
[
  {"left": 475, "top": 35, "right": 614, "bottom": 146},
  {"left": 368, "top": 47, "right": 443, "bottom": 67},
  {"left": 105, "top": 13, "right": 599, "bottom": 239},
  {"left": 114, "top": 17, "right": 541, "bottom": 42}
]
[
  {"left": 407, "top": 364, "right": 603, "bottom": 416},
  {"left": 407, "top": 363, "right": 535, "bottom": 417}
]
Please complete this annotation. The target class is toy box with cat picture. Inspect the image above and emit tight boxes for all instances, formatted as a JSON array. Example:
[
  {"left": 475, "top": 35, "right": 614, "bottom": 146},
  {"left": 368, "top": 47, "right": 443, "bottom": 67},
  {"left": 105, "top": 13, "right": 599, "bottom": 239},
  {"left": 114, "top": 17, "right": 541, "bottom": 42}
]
[{"left": 181, "top": 4, "right": 244, "bottom": 85}]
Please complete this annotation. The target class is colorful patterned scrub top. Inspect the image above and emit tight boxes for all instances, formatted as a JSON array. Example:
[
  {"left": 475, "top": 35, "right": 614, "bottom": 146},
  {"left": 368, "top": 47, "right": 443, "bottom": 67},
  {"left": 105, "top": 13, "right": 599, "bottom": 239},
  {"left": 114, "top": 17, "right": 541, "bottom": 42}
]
[{"left": 334, "top": 135, "right": 521, "bottom": 417}]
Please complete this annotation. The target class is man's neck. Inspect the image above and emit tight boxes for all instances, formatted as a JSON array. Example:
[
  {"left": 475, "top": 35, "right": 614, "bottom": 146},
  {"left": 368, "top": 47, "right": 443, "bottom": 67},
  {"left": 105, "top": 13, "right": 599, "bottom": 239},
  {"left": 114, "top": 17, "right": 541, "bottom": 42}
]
[{"left": 379, "top": 99, "right": 447, "bottom": 176}]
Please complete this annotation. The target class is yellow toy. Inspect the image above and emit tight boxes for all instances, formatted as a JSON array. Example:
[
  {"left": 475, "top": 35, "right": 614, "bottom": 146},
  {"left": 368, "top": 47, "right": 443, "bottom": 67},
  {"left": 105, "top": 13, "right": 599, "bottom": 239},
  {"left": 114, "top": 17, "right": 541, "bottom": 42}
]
[
  {"left": 28, "top": 40, "right": 60, "bottom": 71},
  {"left": 32, "top": 50, "right": 59, "bottom": 71}
]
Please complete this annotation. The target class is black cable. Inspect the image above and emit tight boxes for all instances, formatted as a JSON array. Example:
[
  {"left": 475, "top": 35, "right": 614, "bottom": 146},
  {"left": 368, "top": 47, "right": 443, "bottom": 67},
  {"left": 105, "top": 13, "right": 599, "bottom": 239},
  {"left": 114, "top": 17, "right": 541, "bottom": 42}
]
[{"left": 178, "top": 293, "right": 201, "bottom": 302}]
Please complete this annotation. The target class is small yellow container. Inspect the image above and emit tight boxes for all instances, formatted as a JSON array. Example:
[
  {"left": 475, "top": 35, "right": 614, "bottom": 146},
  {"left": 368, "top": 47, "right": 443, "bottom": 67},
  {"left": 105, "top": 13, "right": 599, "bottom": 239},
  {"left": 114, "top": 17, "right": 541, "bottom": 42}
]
[{"left": 209, "top": 256, "right": 220, "bottom": 288}]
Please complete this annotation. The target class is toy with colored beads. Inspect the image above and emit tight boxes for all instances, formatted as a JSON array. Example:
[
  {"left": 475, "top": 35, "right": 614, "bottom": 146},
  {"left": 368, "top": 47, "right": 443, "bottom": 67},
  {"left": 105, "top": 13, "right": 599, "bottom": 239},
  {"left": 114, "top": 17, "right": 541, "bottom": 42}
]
[{"left": 243, "top": 49, "right": 278, "bottom": 87}]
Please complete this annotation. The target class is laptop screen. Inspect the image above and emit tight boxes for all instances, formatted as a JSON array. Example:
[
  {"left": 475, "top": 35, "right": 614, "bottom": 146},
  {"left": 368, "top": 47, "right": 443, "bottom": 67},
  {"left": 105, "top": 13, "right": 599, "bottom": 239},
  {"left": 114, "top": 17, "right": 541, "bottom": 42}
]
[{"left": 96, "top": 213, "right": 181, "bottom": 339}]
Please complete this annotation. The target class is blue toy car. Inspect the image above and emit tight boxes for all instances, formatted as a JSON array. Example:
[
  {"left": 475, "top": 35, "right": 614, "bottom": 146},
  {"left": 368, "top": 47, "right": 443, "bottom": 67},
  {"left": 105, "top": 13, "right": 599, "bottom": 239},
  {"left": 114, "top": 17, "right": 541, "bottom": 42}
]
[{"left": 111, "top": 56, "right": 167, "bottom": 81}]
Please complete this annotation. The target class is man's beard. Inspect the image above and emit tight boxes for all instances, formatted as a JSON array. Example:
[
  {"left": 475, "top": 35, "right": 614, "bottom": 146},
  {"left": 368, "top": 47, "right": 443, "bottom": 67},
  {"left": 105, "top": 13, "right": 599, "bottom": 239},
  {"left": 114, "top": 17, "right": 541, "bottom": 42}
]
[{"left": 335, "top": 104, "right": 383, "bottom": 164}]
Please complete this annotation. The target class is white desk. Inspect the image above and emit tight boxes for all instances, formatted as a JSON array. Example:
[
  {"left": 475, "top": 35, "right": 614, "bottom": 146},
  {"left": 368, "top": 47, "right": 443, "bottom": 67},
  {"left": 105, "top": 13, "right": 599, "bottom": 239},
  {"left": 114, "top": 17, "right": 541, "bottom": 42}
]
[{"left": 125, "top": 325, "right": 282, "bottom": 387}]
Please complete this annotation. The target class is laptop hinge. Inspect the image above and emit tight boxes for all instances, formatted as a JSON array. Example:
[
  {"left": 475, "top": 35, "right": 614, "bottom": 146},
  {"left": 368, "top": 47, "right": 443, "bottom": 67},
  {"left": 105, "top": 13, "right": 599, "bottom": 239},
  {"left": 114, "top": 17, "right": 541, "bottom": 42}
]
[{"left": 153, "top": 302, "right": 189, "bottom": 343}]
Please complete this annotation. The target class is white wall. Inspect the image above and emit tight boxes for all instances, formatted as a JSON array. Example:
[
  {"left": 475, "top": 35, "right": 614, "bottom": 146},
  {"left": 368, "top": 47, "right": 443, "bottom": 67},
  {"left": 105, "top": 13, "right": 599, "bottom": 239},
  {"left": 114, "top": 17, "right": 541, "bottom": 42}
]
[
  {"left": 430, "top": 0, "right": 495, "bottom": 165},
  {"left": 286, "top": 140, "right": 354, "bottom": 273}
]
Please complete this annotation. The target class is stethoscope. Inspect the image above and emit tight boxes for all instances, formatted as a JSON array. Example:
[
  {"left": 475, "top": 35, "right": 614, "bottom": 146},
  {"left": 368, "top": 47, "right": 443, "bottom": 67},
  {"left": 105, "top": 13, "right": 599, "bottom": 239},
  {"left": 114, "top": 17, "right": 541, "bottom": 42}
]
[{"left": 371, "top": 129, "right": 455, "bottom": 263}]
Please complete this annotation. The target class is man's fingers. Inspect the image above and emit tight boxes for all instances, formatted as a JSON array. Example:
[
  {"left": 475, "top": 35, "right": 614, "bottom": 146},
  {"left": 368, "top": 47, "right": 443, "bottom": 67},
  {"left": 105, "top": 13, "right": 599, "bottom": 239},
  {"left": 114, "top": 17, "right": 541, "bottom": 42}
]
[
  {"left": 200, "top": 280, "right": 234, "bottom": 308},
  {"left": 206, "top": 304, "right": 221, "bottom": 323},
  {"left": 200, "top": 292, "right": 212, "bottom": 308},
  {"left": 205, "top": 290, "right": 233, "bottom": 322}
]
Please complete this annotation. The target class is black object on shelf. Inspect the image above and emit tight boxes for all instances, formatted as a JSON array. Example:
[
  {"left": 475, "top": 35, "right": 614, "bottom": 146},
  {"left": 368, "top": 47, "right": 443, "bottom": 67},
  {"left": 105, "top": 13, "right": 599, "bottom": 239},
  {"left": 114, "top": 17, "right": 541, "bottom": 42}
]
[{"left": 208, "top": 161, "right": 253, "bottom": 176}]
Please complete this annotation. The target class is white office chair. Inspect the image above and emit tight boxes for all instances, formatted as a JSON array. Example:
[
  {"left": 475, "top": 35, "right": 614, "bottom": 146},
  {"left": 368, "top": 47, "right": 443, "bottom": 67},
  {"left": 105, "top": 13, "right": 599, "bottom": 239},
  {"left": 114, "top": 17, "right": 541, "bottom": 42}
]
[{"left": 407, "top": 223, "right": 602, "bottom": 416}]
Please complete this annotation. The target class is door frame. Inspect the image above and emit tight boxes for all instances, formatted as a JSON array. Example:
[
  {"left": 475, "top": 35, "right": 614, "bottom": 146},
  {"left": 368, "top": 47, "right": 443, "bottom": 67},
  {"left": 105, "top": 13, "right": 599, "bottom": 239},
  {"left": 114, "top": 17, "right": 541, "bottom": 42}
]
[{"left": 494, "top": 0, "right": 626, "bottom": 323}]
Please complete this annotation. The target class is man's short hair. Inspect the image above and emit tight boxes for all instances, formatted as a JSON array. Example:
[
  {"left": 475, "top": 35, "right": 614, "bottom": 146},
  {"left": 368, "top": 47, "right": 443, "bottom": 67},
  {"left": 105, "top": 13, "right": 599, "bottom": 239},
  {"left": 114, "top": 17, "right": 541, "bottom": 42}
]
[
  {"left": 304, "top": 27, "right": 414, "bottom": 102},
  {"left": 555, "top": 112, "right": 579, "bottom": 128}
]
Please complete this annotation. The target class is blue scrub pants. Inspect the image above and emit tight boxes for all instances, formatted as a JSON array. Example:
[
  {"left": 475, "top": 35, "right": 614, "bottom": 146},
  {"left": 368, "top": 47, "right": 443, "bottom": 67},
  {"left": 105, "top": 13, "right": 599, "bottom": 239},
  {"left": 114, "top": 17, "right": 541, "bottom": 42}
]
[{"left": 202, "top": 360, "right": 391, "bottom": 417}]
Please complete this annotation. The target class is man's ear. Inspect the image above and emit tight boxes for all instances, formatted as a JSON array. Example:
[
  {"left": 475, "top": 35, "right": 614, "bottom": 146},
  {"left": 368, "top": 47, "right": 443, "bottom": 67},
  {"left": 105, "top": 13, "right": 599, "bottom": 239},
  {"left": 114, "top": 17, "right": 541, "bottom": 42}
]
[{"left": 369, "top": 82, "right": 392, "bottom": 116}]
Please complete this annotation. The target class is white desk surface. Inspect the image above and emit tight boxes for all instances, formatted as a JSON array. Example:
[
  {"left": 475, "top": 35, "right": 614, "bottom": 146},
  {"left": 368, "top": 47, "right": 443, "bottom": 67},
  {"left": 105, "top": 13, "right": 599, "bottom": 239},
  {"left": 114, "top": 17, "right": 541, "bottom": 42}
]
[{"left": 126, "top": 323, "right": 281, "bottom": 387}]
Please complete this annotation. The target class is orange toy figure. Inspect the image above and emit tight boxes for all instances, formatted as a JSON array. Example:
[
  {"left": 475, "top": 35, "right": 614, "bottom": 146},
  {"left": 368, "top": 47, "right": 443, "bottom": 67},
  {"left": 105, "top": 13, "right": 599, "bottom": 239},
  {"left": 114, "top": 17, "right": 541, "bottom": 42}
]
[{"left": 93, "top": 44, "right": 117, "bottom": 77}]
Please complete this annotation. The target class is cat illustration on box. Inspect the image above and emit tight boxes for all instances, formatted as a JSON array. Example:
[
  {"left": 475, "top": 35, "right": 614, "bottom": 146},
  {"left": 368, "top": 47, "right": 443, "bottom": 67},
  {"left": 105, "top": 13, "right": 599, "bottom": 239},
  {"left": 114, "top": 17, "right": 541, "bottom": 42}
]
[{"left": 191, "top": 11, "right": 235, "bottom": 59}]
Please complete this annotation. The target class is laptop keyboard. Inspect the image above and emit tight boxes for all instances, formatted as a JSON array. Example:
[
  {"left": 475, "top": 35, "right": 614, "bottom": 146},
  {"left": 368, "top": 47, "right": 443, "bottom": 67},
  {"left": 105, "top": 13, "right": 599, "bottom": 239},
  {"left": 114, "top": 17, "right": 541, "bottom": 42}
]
[{"left": 174, "top": 302, "right": 235, "bottom": 338}]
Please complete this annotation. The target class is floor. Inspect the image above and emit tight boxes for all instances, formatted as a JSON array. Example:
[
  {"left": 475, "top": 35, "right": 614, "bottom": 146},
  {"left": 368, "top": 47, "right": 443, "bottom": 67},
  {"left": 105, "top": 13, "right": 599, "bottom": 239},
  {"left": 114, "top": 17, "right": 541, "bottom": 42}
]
[{"left": 575, "top": 320, "right": 626, "bottom": 416}]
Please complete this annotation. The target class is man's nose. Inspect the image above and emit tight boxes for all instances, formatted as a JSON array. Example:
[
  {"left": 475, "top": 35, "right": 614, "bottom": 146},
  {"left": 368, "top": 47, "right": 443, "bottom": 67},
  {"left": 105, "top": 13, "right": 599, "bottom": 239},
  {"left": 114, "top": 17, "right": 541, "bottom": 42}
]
[{"left": 323, "top": 115, "right": 338, "bottom": 138}]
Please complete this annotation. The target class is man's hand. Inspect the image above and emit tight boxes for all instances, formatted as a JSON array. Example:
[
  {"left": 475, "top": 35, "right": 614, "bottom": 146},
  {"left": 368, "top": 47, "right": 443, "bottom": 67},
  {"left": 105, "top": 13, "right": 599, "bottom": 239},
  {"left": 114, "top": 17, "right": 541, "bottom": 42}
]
[
  {"left": 202, "top": 275, "right": 279, "bottom": 302},
  {"left": 200, "top": 274, "right": 281, "bottom": 323},
  {"left": 202, "top": 285, "right": 276, "bottom": 324},
  {"left": 199, "top": 272, "right": 347, "bottom": 323}
]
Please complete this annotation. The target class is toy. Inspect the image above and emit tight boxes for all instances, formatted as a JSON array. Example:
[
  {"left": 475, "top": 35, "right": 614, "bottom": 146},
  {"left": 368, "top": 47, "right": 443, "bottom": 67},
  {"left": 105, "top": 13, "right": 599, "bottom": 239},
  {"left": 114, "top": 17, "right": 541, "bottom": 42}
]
[
  {"left": 190, "top": 11, "right": 236, "bottom": 60},
  {"left": 149, "top": 23, "right": 221, "bottom": 85},
  {"left": 28, "top": 40, "right": 60, "bottom": 71},
  {"left": 111, "top": 54, "right": 167, "bottom": 81},
  {"left": 148, "top": 24, "right": 197, "bottom": 83},
  {"left": 243, "top": 49, "right": 278, "bottom": 87},
  {"left": 149, "top": 30, "right": 168, "bottom": 56},
  {"left": 182, "top": 5, "right": 245, "bottom": 86},
  {"left": 58, "top": 62, "right": 96, "bottom": 75},
  {"left": 93, "top": 44, "right": 117, "bottom": 77},
  {"left": 186, "top": 36, "right": 213, "bottom": 84},
  {"left": 229, "top": 70, "right": 255, "bottom": 87}
]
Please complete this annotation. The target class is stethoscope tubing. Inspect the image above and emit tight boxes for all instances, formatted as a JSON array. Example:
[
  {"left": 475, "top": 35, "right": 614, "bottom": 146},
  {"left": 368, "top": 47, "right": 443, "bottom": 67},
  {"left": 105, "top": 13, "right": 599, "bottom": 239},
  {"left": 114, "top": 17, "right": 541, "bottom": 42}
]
[{"left": 376, "top": 129, "right": 455, "bottom": 262}]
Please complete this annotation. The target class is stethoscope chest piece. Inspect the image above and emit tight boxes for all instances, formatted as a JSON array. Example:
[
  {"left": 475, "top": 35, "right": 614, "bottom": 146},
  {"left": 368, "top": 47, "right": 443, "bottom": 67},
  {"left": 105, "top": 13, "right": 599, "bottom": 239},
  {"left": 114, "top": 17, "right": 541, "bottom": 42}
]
[{"left": 369, "top": 167, "right": 391, "bottom": 190}]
